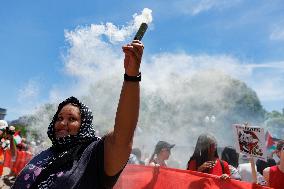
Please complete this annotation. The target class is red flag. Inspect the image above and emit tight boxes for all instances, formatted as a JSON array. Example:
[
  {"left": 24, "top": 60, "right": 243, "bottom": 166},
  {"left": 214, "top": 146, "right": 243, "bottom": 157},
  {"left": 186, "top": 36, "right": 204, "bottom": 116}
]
[{"left": 114, "top": 165, "right": 271, "bottom": 189}]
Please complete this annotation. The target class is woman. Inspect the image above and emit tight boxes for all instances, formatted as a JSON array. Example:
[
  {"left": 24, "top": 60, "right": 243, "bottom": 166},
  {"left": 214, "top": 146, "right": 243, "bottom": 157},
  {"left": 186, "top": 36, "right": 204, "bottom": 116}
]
[
  {"left": 263, "top": 140, "right": 284, "bottom": 189},
  {"left": 12, "top": 40, "right": 144, "bottom": 189},
  {"left": 147, "top": 141, "right": 175, "bottom": 167},
  {"left": 256, "top": 158, "right": 276, "bottom": 175},
  {"left": 221, "top": 146, "right": 241, "bottom": 180},
  {"left": 187, "top": 134, "right": 230, "bottom": 179}
]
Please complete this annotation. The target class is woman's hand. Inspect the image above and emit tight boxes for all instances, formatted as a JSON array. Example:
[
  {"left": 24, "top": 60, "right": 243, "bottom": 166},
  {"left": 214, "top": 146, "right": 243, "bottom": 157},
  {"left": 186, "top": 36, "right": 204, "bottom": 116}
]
[
  {"left": 218, "top": 174, "right": 230, "bottom": 180},
  {"left": 122, "top": 40, "right": 144, "bottom": 76},
  {"left": 197, "top": 161, "right": 216, "bottom": 172}
]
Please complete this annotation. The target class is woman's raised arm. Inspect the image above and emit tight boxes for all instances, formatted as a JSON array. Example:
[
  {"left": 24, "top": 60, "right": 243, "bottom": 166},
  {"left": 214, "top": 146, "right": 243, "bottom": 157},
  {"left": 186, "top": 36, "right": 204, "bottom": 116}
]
[{"left": 104, "top": 40, "right": 144, "bottom": 176}]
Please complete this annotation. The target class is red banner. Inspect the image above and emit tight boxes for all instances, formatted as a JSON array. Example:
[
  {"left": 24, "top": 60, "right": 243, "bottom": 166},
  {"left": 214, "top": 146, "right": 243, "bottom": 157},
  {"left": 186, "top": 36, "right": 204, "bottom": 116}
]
[{"left": 114, "top": 165, "right": 271, "bottom": 189}]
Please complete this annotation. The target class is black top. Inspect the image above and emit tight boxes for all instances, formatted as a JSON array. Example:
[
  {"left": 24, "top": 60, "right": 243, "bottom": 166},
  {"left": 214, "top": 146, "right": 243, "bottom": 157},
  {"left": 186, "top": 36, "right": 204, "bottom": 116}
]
[{"left": 12, "top": 138, "right": 122, "bottom": 189}]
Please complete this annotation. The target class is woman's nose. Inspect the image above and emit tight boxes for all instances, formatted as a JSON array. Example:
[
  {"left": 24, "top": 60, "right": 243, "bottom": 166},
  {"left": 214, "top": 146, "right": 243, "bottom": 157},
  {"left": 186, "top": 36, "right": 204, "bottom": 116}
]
[{"left": 58, "top": 119, "right": 68, "bottom": 127}]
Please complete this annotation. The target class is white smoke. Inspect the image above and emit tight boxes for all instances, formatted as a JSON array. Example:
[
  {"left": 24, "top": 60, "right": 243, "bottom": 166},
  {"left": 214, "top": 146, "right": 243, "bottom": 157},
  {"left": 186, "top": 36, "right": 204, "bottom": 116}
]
[{"left": 58, "top": 8, "right": 152, "bottom": 88}]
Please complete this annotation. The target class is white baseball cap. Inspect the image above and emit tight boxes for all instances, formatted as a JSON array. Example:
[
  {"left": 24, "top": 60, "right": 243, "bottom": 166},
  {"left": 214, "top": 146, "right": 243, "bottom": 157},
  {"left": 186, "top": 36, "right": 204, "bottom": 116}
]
[{"left": 0, "top": 120, "right": 8, "bottom": 129}]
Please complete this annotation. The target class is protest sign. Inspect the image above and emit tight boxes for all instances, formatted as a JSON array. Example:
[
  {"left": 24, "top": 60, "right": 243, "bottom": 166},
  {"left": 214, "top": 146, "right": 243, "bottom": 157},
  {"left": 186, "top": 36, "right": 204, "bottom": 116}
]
[{"left": 233, "top": 124, "right": 267, "bottom": 161}]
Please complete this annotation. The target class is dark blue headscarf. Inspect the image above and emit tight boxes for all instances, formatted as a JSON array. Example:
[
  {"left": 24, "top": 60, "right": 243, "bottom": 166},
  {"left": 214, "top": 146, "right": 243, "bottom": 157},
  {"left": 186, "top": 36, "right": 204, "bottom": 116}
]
[{"left": 47, "top": 96, "right": 99, "bottom": 150}]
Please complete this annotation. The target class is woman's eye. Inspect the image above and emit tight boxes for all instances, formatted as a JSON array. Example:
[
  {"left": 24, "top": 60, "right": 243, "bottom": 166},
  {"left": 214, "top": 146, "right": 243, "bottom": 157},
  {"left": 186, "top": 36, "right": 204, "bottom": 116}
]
[
  {"left": 69, "top": 117, "right": 76, "bottom": 121},
  {"left": 57, "top": 117, "right": 63, "bottom": 121}
]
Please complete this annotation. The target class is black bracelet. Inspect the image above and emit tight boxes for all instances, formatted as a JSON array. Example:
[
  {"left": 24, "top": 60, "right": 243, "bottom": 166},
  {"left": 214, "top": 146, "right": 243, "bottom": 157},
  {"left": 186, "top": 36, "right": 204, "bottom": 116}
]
[{"left": 124, "top": 72, "right": 141, "bottom": 82}]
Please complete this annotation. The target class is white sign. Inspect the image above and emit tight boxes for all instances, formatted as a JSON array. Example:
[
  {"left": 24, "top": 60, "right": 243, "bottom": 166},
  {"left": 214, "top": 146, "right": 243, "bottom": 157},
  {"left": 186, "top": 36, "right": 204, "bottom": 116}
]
[{"left": 233, "top": 124, "right": 267, "bottom": 161}]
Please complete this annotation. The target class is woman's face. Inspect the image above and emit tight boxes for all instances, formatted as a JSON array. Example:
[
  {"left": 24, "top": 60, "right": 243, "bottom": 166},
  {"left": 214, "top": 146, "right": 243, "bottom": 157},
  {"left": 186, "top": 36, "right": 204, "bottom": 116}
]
[
  {"left": 208, "top": 143, "right": 217, "bottom": 156},
  {"left": 160, "top": 148, "right": 171, "bottom": 160},
  {"left": 54, "top": 103, "right": 81, "bottom": 138}
]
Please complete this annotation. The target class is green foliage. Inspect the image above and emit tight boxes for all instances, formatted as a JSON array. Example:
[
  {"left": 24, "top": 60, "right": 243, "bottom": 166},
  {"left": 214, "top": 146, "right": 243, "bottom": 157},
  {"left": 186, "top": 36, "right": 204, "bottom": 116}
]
[
  {"left": 137, "top": 71, "right": 267, "bottom": 145},
  {"left": 226, "top": 79, "right": 266, "bottom": 124},
  {"left": 265, "top": 110, "right": 284, "bottom": 138},
  {"left": 14, "top": 124, "right": 28, "bottom": 137},
  {"left": 265, "top": 110, "right": 284, "bottom": 119}
]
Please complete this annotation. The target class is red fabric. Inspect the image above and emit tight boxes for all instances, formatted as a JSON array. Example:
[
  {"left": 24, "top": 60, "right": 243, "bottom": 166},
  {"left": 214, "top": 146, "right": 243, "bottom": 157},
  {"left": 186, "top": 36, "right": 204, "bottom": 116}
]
[
  {"left": 0, "top": 164, "right": 3, "bottom": 176},
  {"left": 3, "top": 149, "right": 13, "bottom": 168},
  {"left": 114, "top": 164, "right": 271, "bottom": 189},
  {"left": 0, "top": 148, "right": 4, "bottom": 175},
  {"left": 11, "top": 150, "right": 33, "bottom": 175},
  {"left": 187, "top": 159, "right": 230, "bottom": 176},
  {"left": 269, "top": 165, "right": 284, "bottom": 189}
]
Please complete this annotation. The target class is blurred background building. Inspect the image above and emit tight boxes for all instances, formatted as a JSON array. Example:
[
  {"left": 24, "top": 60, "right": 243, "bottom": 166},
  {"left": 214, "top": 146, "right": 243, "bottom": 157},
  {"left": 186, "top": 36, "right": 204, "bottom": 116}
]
[{"left": 0, "top": 108, "right": 7, "bottom": 120}]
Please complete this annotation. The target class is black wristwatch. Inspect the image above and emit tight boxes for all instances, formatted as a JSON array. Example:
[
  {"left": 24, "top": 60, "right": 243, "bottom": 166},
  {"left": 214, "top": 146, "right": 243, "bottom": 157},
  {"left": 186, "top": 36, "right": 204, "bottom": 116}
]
[{"left": 124, "top": 72, "right": 141, "bottom": 82}]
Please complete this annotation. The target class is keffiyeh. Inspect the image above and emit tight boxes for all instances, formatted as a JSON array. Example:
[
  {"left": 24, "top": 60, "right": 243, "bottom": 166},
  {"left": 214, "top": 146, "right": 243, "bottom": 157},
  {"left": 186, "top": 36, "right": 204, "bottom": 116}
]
[{"left": 47, "top": 96, "right": 98, "bottom": 150}]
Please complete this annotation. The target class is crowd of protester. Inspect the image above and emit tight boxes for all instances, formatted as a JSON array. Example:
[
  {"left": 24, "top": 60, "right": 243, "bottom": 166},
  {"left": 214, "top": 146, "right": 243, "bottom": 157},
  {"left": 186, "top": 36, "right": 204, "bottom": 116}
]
[
  {"left": 128, "top": 134, "right": 283, "bottom": 189},
  {"left": 0, "top": 120, "right": 36, "bottom": 186}
]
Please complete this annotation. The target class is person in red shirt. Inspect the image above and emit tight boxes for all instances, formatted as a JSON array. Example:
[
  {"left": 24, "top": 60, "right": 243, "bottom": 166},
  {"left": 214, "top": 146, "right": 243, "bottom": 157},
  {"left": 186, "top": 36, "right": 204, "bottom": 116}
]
[
  {"left": 187, "top": 134, "right": 230, "bottom": 179},
  {"left": 11, "top": 142, "right": 33, "bottom": 176},
  {"left": 2, "top": 127, "right": 17, "bottom": 174},
  {"left": 263, "top": 140, "right": 284, "bottom": 189}
]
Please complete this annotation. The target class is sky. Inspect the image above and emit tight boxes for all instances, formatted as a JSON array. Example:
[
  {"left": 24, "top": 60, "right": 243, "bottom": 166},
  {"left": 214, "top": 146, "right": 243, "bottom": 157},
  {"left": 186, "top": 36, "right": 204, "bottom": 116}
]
[{"left": 1, "top": 0, "right": 284, "bottom": 121}]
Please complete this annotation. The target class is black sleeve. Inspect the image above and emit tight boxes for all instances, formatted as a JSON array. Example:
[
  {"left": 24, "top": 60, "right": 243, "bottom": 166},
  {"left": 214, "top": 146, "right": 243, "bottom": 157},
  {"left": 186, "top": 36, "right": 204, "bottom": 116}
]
[
  {"left": 78, "top": 138, "right": 124, "bottom": 189},
  {"left": 96, "top": 138, "right": 123, "bottom": 188}
]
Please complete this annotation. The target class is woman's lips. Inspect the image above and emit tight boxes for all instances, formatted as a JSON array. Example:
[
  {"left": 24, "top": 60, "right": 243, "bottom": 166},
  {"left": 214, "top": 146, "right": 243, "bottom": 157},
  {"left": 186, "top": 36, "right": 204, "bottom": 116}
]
[{"left": 55, "top": 130, "right": 69, "bottom": 138}]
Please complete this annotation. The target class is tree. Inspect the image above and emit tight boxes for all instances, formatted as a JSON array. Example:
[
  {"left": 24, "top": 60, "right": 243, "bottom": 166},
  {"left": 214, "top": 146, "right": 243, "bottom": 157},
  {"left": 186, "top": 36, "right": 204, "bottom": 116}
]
[{"left": 265, "top": 110, "right": 284, "bottom": 138}]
